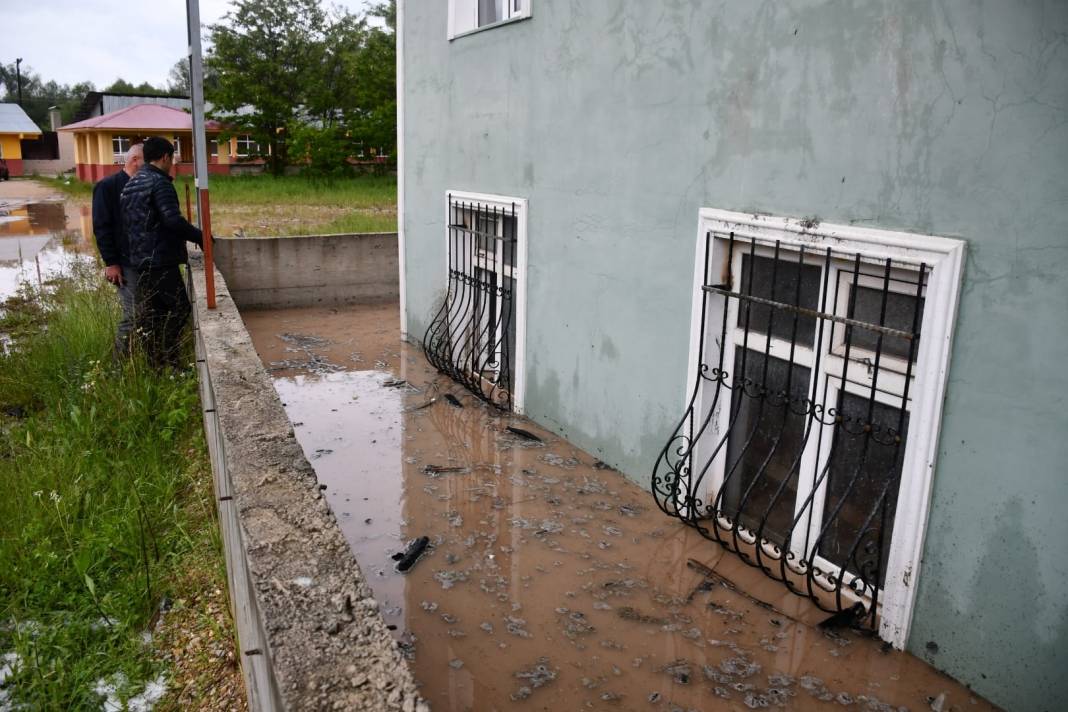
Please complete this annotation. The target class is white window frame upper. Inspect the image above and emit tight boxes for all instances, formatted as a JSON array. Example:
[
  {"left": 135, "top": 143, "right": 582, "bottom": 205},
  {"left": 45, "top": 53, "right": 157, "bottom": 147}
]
[
  {"left": 686, "top": 208, "right": 965, "bottom": 649},
  {"left": 444, "top": 190, "right": 529, "bottom": 413},
  {"left": 448, "top": 0, "right": 531, "bottom": 40},
  {"left": 112, "top": 135, "right": 131, "bottom": 164}
]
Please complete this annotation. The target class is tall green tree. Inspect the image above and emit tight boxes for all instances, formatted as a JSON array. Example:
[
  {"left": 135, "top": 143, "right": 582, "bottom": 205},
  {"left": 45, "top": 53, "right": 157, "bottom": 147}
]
[
  {"left": 0, "top": 62, "right": 95, "bottom": 127},
  {"left": 206, "top": 0, "right": 334, "bottom": 175},
  {"left": 206, "top": 0, "right": 397, "bottom": 175}
]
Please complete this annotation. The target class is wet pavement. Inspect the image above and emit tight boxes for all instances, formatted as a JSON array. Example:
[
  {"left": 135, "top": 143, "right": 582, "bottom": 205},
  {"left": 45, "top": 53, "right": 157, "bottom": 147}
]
[
  {"left": 242, "top": 304, "right": 996, "bottom": 712},
  {"left": 0, "top": 181, "right": 96, "bottom": 301}
]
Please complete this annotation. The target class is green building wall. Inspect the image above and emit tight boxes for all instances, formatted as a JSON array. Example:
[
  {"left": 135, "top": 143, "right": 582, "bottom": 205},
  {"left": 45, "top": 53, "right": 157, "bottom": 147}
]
[{"left": 400, "top": 2, "right": 1068, "bottom": 708}]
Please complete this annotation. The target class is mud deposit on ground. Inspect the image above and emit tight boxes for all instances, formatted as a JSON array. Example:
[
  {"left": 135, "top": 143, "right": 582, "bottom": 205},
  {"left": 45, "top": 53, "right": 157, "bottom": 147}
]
[{"left": 242, "top": 304, "right": 994, "bottom": 712}]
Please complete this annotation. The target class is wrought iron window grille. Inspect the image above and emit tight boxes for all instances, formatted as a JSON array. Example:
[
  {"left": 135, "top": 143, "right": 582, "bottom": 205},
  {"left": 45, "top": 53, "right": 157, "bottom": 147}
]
[
  {"left": 423, "top": 196, "right": 519, "bottom": 410},
  {"left": 653, "top": 230, "right": 930, "bottom": 634}
]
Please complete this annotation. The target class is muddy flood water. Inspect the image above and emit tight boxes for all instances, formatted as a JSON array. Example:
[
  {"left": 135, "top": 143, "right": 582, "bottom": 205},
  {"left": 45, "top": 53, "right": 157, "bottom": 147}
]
[
  {"left": 242, "top": 304, "right": 995, "bottom": 712},
  {"left": 0, "top": 184, "right": 95, "bottom": 301}
]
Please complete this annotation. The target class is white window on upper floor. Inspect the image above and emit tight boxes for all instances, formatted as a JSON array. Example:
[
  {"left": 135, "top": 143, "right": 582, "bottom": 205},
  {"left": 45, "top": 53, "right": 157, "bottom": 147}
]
[{"left": 449, "top": 0, "right": 530, "bottom": 39}]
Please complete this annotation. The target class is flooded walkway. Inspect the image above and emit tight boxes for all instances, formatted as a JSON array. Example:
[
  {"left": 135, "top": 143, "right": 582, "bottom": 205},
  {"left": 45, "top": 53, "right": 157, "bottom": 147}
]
[
  {"left": 0, "top": 180, "right": 95, "bottom": 301},
  {"left": 242, "top": 304, "right": 994, "bottom": 712}
]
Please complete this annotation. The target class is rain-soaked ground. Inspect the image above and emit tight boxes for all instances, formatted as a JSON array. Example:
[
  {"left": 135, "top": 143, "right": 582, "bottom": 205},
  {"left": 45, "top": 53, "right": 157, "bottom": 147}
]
[
  {"left": 0, "top": 181, "right": 95, "bottom": 302},
  {"left": 242, "top": 304, "right": 996, "bottom": 712}
]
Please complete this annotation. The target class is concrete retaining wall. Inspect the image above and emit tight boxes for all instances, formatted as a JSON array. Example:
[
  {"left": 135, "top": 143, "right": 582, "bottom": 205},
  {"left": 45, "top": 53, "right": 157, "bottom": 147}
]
[
  {"left": 214, "top": 232, "right": 399, "bottom": 310},
  {"left": 189, "top": 256, "right": 425, "bottom": 712}
]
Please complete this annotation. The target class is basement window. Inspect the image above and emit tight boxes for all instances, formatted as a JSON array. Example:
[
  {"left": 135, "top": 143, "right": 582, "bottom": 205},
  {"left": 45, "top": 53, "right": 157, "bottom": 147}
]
[
  {"left": 449, "top": 0, "right": 531, "bottom": 39},
  {"left": 651, "top": 209, "right": 965, "bottom": 648},
  {"left": 423, "top": 191, "right": 528, "bottom": 412}
]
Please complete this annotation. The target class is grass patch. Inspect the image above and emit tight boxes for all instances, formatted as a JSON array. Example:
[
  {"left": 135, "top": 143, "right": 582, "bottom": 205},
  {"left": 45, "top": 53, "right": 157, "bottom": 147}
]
[
  {"left": 36, "top": 174, "right": 397, "bottom": 236},
  {"left": 0, "top": 266, "right": 236, "bottom": 708},
  {"left": 32, "top": 174, "right": 94, "bottom": 200}
]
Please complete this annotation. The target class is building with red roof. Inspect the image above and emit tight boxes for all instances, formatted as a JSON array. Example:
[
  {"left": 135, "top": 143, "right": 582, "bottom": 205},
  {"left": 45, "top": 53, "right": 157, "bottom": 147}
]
[{"left": 58, "top": 103, "right": 261, "bottom": 182}]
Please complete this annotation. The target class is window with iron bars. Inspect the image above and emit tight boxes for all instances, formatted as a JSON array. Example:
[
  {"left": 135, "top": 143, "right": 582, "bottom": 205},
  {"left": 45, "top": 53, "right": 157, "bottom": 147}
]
[
  {"left": 423, "top": 192, "right": 528, "bottom": 411},
  {"left": 652, "top": 209, "right": 964, "bottom": 647}
]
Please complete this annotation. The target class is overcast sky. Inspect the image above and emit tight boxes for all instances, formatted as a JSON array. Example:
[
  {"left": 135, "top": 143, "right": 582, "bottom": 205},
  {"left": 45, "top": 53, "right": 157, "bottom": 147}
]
[{"left": 5, "top": 0, "right": 375, "bottom": 90}]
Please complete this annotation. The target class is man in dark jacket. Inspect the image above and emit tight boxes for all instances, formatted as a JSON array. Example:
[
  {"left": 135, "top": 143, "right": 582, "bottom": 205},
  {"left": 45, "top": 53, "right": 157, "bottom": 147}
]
[
  {"left": 120, "top": 136, "right": 203, "bottom": 368},
  {"left": 92, "top": 142, "right": 144, "bottom": 358}
]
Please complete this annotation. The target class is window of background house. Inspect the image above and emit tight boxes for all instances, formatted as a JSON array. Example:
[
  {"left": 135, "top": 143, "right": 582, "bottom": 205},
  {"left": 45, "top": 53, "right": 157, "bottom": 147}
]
[
  {"left": 209, "top": 139, "right": 219, "bottom": 159},
  {"left": 449, "top": 0, "right": 530, "bottom": 38},
  {"left": 235, "top": 134, "right": 260, "bottom": 158},
  {"left": 112, "top": 135, "right": 130, "bottom": 163},
  {"left": 652, "top": 208, "right": 964, "bottom": 647}
]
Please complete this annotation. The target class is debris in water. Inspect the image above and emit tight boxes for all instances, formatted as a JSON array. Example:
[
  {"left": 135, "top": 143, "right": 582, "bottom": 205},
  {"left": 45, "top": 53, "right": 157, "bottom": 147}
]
[
  {"left": 449, "top": 659, "right": 464, "bottom": 670},
  {"left": 420, "top": 601, "right": 439, "bottom": 612},
  {"left": 382, "top": 379, "right": 408, "bottom": 388},
  {"left": 434, "top": 570, "right": 468, "bottom": 590},
  {"left": 818, "top": 602, "right": 866, "bottom": 631},
  {"left": 720, "top": 656, "right": 761, "bottom": 678},
  {"left": 660, "top": 659, "right": 692, "bottom": 685},
  {"left": 505, "top": 616, "right": 532, "bottom": 638},
  {"left": 394, "top": 536, "right": 430, "bottom": 572},
  {"left": 511, "top": 657, "right": 557, "bottom": 700},
  {"left": 406, "top": 398, "right": 436, "bottom": 412},
  {"left": 617, "top": 607, "right": 666, "bottom": 625},
  {"left": 443, "top": 393, "right": 463, "bottom": 408},
  {"left": 479, "top": 622, "right": 493, "bottom": 633},
  {"left": 506, "top": 426, "right": 542, "bottom": 442},
  {"left": 423, "top": 464, "right": 467, "bottom": 476}
]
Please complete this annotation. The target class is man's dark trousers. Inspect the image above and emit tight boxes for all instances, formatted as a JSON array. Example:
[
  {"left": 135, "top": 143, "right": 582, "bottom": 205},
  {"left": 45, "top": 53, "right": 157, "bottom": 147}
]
[{"left": 136, "top": 267, "right": 190, "bottom": 369}]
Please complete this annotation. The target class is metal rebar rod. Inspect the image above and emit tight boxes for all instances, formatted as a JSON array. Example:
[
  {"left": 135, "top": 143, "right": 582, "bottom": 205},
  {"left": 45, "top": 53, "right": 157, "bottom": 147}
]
[{"left": 702, "top": 285, "right": 916, "bottom": 340}]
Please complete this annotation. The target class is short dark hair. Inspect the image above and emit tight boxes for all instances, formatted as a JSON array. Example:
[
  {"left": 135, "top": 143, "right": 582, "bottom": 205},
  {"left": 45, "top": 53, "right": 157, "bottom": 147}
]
[{"left": 143, "top": 136, "right": 175, "bottom": 163}]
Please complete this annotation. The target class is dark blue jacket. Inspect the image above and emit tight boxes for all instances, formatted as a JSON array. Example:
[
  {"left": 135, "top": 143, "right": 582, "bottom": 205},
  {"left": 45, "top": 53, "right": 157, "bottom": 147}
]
[
  {"left": 92, "top": 170, "right": 130, "bottom": 266},
  {"left": 120, "top": 164, "right": 202, "bottom": 270}
]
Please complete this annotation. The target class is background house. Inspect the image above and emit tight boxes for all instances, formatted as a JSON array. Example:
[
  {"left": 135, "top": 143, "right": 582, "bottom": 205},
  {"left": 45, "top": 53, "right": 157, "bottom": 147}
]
[
  {"left": 0, "top": 103, "right": 42, "bottom": 176},
  {"left": 59, "top": 103, "right": 264, "bottom": 181},
  {"left": 398, "top": 2, "right": 1068, "bottom": 709}
]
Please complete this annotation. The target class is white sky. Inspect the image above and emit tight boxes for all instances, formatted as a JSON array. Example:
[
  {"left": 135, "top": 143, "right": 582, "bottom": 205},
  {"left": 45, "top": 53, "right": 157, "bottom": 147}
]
[{"left": 3, "top": 0, "right": 375, "bottom": 90}]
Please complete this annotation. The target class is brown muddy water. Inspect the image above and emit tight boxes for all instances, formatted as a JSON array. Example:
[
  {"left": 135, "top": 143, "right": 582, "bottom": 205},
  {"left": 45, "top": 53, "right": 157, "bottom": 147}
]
[
  {"left": 0, "top": 187, "right": 95, "bottom": 301},
  {"left": 242, "top": 304, "right": 995, "bottom": 712}
]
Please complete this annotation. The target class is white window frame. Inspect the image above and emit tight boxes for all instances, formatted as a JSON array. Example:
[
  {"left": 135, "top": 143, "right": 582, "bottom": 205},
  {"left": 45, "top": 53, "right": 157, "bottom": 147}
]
[
  {"left": 448, "top": 0, "right": 531, "bottom": 40},
  {"left": 235, "top": 134, "right": 260, "bottom": 158},
  {"left": 444, "top": 190, "right": 529, "bottom": 413},
  {"left": 686, "top": 208, "right": 965, "bottom": 649},
  {"left": 112, "top": 135, "right": 131, "bottom": 164}
]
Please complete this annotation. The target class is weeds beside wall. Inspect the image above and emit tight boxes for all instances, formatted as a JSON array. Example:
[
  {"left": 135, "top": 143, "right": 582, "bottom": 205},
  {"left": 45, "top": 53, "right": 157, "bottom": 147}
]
[{"left": 0, "top": 267, "right": 233, "bottom": 708}]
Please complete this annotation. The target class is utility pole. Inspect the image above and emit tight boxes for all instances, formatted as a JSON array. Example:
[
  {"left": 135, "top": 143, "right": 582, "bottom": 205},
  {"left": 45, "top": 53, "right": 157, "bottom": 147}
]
[
  {"left": 185, "top": 0, "right": 216, "bottom": 308},
  {"left": 15, "top": 58, "right": 23, "bottom": 107}
]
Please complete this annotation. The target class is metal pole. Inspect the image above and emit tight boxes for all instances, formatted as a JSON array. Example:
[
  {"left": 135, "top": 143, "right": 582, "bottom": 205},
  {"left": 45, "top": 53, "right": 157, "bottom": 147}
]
[
  {"left": 185, "top": 182, "right": 193, "bottom": 221},
  {"left": 186, "top": 0, "right": 215, "bottom": 309},
  {"left": 15, "top": 58, "right": 23, "bottom": 107}
]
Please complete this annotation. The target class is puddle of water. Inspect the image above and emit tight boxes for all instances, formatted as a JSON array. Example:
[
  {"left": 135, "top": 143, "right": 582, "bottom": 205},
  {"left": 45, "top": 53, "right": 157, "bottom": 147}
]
[
  {"left": 244, "top": 304, "right": 995, "bottom": 712},
  {"left": 0, "top": 195, "right": 95, "bottom": 302}
]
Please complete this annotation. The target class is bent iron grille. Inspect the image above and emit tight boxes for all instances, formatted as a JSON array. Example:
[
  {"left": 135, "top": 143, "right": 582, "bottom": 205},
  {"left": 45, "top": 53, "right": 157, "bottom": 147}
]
[
  {"left": 652, "top": 233, "right": 927, "bottom": 631},
  {"left": 423, "top": 197, "right": 518, "bottom": 409}
]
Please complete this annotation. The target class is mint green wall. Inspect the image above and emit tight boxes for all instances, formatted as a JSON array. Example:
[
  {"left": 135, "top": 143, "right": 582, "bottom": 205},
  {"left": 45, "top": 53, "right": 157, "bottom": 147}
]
[{"left": 401, "top": 2, "right": 1068, "bottom": 707}]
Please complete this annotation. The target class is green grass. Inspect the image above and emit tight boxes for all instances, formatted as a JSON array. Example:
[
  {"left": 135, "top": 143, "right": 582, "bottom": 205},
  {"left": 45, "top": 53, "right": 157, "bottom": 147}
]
[
  {"left": 174, "top": 173, "right": 396, "bottom": 209},
  {"left": 290, "top": 210, "right": 397, "bottom": 235},
  {"left": 0, "top": 266, "right": 219, "bottom": 708},
  {"left": 33, "top": 175, "right": 94, "bottom": 200}
]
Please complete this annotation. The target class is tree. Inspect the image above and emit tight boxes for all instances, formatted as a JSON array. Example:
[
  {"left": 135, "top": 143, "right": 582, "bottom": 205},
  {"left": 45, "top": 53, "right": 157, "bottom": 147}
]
[
  {"left": 0, "top": 62, "right": 95, "bottom": 127},
  {"left": 166, "top": 59, "right": 191, "bottom": 96},
  {"left": 206, "top": 0, "right": 397, "bottom": 175},
  {"left": 207, "top": 0, "right": 334, "bottom": 175}
]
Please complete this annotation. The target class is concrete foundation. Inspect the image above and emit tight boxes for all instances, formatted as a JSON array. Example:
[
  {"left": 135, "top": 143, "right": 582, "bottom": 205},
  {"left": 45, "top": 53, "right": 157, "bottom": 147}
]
[
  {"left": 214, "top": 233, "right": 399, "bottom": 310},
  {"left": 189, "top": 255, "right": 425, "bottom": 712}
]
